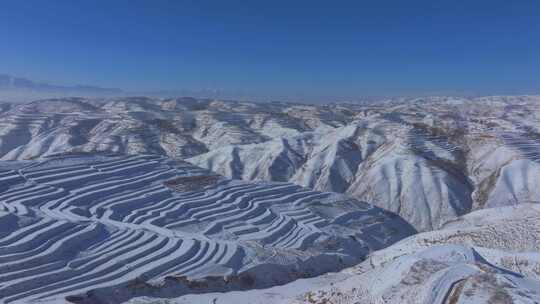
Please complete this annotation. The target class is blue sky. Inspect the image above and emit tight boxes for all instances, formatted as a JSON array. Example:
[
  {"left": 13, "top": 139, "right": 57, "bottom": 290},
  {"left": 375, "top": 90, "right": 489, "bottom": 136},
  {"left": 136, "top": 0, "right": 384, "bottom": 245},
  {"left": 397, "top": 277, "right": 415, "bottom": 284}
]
[{"left": 0, "top": 0, "right": 539, "bottom": 100}]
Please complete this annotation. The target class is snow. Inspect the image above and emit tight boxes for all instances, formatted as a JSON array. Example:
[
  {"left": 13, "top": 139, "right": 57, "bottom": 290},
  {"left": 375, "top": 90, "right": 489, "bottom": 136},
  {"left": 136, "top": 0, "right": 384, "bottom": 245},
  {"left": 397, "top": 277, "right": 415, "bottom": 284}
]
[
  {"left": 0, "top": 154, "right": 413, "bottom": 303},
  {"left": 153, "top": 204, "right": 540, "bottom": 304},
  {"left": 1, "top": 95, "right": 540, "bottom": 303}
]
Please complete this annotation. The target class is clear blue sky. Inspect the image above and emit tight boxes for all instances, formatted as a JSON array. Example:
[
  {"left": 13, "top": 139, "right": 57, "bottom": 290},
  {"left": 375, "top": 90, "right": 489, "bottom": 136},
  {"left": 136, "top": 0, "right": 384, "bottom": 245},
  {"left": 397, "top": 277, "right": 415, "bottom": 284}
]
[{"left": 1, "top": 0, "right": 539, "bottom": 100}]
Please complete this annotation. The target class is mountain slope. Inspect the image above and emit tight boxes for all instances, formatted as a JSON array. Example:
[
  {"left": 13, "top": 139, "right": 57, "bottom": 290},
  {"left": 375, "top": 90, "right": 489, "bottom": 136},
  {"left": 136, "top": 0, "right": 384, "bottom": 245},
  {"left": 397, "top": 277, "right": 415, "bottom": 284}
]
[
  {"left": 0, "top": 154, "right": 414, "bottom": 303},
  {"left": 2, "top": 96, "right": 540, "bottom": 233},
  {"left": 124, "top": 203, "right": 540, "bottom": 304}
]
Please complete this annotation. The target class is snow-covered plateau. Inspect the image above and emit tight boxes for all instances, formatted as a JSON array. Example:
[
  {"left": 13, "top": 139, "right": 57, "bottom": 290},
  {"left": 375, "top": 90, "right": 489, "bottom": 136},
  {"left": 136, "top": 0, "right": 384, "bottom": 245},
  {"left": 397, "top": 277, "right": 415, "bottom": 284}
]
[{"left": 0, "top": 95, "right": 540, "bottom": 303}]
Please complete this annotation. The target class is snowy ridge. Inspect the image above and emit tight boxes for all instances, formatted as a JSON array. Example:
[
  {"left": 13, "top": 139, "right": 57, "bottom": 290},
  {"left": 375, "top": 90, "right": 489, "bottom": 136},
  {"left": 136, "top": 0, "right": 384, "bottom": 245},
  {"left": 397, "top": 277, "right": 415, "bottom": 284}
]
[
  {"left": 173, "top": 204, "right": 540, "bottom": 304},
  {"left": 295, "top": 203, "right": 540, "bottom": 304},
  {"left": 3, "top": 96, "right": 540, "bottom": 232},
  {"left": 189, "top": 96, "right": 540, "bottom": 231},
  {"left": 0, "top": 154, "right": 414, "bottom": 303}
]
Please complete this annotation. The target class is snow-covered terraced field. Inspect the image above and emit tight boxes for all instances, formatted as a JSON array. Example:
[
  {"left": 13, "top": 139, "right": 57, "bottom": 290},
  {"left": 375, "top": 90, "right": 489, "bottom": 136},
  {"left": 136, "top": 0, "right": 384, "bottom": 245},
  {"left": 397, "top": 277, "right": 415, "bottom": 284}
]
[
  {"left": 498, "top": 131, "right": 540, "bottom": 163},
  {"left": 405, "top": 128, "right": 460, "bottom": 154},
  {"left": 0, "top": 154, "right": 414, "bottom": 303},
  {"left": 124, "top": 204, "right": 540, "bottom": 304}
]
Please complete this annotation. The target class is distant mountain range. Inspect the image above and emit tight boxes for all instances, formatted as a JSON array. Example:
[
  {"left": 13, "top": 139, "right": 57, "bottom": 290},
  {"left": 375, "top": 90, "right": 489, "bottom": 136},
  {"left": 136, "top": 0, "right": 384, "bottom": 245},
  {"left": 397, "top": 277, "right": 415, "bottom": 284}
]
[
  {"left": 0, "top": 74, "right": 124, "bottom": 100},
  {"left": 0, "top": 74, "right": 264, "bottom": 102}
]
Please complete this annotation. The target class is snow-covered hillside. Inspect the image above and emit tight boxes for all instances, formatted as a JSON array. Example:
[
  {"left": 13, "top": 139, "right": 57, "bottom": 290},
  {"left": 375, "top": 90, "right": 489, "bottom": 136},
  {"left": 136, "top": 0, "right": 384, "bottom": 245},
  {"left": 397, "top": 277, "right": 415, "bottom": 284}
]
[
  {"left": 290, "top": 203, "right": 540, "bottom": 304},
  {"left": 0, "top": 154, "right": 413, "bottom": 303},
  {"left": 2, "top": 96, "right": 540, "bottom": 232},
  {"left": 1, "top": 95, "right": 540, "bottom": 303},
  {"left": 189, "top": 95, "right": 540, "bottom": 231},
  {"left": 159, "top": 204, "right": 540, "bottom": 304}
]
